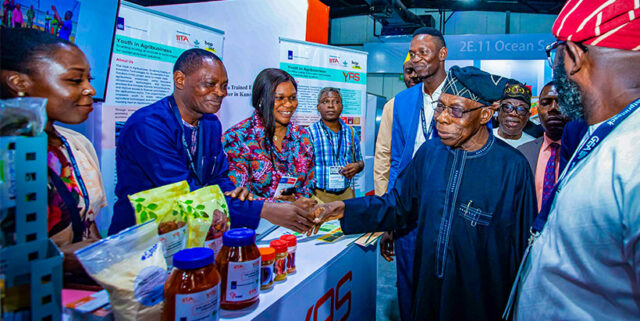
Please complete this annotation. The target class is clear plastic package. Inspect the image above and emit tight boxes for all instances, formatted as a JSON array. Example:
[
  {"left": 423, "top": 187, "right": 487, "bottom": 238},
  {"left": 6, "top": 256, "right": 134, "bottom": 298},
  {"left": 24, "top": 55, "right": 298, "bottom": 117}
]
[{"left": 0, "top": 97, "right": 47, "bottom": 137}]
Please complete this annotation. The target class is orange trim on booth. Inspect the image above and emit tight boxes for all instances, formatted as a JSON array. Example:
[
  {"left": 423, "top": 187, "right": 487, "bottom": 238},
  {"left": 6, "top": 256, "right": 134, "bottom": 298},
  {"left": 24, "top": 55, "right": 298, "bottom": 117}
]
[{"left": 306, "top": 0, "right": 329, "bottom": 45}]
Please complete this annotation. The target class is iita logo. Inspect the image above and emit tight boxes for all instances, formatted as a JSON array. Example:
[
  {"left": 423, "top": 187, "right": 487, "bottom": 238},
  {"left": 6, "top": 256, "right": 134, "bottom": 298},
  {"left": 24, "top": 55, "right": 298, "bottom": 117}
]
[
  {"left": 193, "top": 40, "right": 200, "bottom": 48},
  {"left": 176, "top": 34, "right": 190, "bottom": 44}
]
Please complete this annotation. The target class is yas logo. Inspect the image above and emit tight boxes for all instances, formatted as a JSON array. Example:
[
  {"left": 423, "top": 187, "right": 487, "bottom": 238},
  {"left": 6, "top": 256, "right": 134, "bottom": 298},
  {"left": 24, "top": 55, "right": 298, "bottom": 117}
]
[
  {"left": 343, "top": 72, "right": 360, "bottom": 82},
  {"left": 305, "top": 271, "right": 352, "bottom": 321}
]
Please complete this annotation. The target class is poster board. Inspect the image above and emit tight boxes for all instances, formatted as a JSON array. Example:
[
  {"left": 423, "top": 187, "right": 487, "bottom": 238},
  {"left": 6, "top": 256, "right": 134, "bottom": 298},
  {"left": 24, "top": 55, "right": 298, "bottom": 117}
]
[{"left": 278, "top": 38, "right": 368, "bottom": 197}]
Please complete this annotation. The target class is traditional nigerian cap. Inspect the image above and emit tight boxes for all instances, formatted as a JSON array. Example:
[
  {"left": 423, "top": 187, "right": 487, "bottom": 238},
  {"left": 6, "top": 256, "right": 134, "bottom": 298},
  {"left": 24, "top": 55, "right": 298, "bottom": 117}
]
[
  {"left": 442, "top": 66, "right": 509, "bottom": 106},
  {"left": 404, "top": 52, "right": 411, "bottom": 64},
  {"left": 502, "top": 82, "right": 532, "bottom": 106},
  {"left": 553, "top": 0, "right": 640, "bottom": 51}
]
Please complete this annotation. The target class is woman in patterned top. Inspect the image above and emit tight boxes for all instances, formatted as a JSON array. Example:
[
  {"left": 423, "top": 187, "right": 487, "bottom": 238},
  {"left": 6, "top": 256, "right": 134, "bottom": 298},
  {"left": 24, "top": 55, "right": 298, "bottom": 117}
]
[
  {"left": 223, "top": 68, "right": 315, "bottom": 200},
  {"left": 1, "top": 27, "right": 106, "bottom": 279}
]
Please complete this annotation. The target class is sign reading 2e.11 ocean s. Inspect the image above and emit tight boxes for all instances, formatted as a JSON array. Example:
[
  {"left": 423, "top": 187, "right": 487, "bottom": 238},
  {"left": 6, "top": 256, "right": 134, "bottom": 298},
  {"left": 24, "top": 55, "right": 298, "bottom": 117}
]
[{"left": 446, "top": 33, "right": 556, "bottom": 60}]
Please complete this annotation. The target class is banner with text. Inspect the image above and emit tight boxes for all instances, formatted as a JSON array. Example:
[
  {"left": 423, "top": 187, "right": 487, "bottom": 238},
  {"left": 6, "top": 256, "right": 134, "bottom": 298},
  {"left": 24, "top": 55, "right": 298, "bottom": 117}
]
[
  {"left": 279, "top": 39, "right": 368, "bottom": 196},
  {"left": 98, "top": 1, "right": 225, "bottom": 233}
]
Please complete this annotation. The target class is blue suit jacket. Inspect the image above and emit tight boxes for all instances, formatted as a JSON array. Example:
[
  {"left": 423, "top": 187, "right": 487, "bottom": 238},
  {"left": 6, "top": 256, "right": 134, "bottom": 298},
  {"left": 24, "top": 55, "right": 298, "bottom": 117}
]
[
  {"left": 559, "top": 119, "right": 589, "bottom": 173},
  {"left": 109, "top": 96, "right": 263, "bottom": 235},
  {"left": 389, "top": 84, "right": 427, "bottom": 191}
]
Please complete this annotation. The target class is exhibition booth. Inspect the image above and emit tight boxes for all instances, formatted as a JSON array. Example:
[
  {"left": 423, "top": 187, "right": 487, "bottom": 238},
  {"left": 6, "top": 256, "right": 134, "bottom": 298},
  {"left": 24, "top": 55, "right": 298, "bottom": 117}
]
[{"left": 0, "top": 0, "right": 553, "bottom": 320}]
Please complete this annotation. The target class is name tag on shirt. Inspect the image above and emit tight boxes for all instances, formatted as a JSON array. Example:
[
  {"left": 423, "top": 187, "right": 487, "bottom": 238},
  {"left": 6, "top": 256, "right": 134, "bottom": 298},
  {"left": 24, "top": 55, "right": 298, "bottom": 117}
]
[
  {"left": 274, "top": 176, "right": 297, "bottom": 197},
  {"left": 328, "top": 166, "right": 344, "bottom": 190}
]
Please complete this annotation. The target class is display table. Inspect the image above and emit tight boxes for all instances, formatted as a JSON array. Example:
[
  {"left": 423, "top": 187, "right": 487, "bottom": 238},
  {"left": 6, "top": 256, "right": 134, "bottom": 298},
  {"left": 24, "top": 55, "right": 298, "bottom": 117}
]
[{"left": 220, "top": 226, "right": 377, "bottom": 321}]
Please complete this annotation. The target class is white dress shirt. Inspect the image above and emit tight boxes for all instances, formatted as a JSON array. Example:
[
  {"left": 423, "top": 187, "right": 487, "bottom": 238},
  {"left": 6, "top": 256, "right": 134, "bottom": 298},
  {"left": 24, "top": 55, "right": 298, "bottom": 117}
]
[
  {"left": 493, "top": 128, "right": 536, "bottom": 148},
  {"left": 413, "top": 80, "right": 445, "bottom": 156}
]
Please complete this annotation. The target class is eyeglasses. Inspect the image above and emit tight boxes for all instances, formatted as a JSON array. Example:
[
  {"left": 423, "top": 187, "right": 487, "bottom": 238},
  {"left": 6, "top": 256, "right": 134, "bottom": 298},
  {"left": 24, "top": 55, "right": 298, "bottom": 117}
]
[
  {"left": 545, "top": 40, "right": 589, "bottom": 68},
  {"left": 433, "top": 102, "right": 484, "bottom": 118},
  {"left": 500, "top": 103, "right": 530, "bottom": 116}
]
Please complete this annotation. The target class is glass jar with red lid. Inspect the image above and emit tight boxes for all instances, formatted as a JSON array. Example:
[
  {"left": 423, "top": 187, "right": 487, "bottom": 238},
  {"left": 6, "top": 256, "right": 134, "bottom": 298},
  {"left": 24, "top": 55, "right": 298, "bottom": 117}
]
[
  {"left": 269, "top": 239, "right": 288, "bottom": 282},
  {"left": 280, "top": 234, "right": 297, "bottom": 274}
]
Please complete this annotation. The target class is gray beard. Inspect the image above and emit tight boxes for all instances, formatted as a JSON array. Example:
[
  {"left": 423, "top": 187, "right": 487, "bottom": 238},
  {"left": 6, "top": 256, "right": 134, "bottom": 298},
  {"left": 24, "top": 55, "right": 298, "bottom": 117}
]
[{"left": 553, "top": 56, "right": 585, "bottom": 120}]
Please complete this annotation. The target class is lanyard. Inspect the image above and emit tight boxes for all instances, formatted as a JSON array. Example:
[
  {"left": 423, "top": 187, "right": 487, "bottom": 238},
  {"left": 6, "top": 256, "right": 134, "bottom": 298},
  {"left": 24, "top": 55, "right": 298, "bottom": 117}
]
[
  {"left": 420, "top": 103, "right": 434, "bottom": 140},
  {"left": 532, "top": 97, "right": 640, "bottom": 233},
  {"left": 168, "top": 98, "right": 205, "bottom": 187},
  {"left": 500, "top": 99, "right": 639, "bottom": 320},
  {"left": 321, "top": 123, "right": 345, "bottom": 161},
  {"left": 57, "top": 132, "right": 90, "bottom": 218}
]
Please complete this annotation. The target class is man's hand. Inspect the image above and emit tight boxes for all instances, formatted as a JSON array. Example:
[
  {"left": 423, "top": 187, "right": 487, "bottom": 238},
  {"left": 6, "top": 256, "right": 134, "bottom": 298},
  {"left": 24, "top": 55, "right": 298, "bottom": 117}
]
[
  {"left": 308, "top": 201, "right": 345, "bottom": 235},
  {"left": 224, "top": 186, "right": 254, "bottom": 201},
  {"left": 274, "top": 194, "right": 296, "bottom": 202},
  {"left": 341, "top": 161, "right": 364, "bottom": 179},
  {"left": 380, "top": 231, "right": 395, "bottom": 262},
  {"left": 293, "top": 197, "right": 317, "bottom": 211},
  {"left": 261, "top": 202, "right": 313, "bottom": 233}
]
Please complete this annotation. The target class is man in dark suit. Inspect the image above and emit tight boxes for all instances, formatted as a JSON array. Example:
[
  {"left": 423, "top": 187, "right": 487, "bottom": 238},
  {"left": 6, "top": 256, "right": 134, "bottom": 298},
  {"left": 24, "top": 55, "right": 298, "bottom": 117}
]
[
  {"left": 558, "top": 119, "right": 588, "bottom": 173},
  {"left": 518, "top": 81, "right": 570, "bottom": 211}
]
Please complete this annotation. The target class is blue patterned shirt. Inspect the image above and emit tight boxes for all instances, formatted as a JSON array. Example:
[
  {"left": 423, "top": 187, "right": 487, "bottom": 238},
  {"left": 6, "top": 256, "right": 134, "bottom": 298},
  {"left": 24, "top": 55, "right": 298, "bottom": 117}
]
[{"left": 308, "top": 119, "right": 363, "bottom": 191}]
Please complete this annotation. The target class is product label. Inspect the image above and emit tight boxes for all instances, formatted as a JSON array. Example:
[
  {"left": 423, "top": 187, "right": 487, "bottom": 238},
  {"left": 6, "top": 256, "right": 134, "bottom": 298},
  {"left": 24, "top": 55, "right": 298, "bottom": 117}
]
[
  {"left": 175, "top": 284, "right": 220, "bottom": 321},
  {"left": 286, "top": 252, "right": 296, "bottom": 270},
  {"left": 134, "top": 265, "right": 167, "bottom": 307},
  {"left": 159, "top": 225, "right": 187, "bottom": 267},
  {"left": 274, "top": 257, "right": 287, "bottom": 276},
  {"left": 204, "top": 237, "right": 223, "bottom": 255},
  {"left": 260, "top": 263, "right": 274, "bottom": 286},
  {"left": 225, "top": 258, "right": 260, "bottom": 302}
]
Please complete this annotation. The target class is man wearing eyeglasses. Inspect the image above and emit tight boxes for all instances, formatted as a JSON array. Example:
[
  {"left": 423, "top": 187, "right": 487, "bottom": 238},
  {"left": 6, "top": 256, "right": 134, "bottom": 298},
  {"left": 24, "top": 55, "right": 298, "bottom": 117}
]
[
  {"left": 309, "top": 66, "right": 537, "bottom": 321},
  {"left": 509, "top": 0, "right": 640, "bottom": 320},
  {"left": 493, "top": 82, "right": 536, "bottom": 147},
  {"left": 379, "top": 27, "right": 448, "bottom": 320},
  {"left": 308, "top": 87, "right": 364, "bottom": 203}
]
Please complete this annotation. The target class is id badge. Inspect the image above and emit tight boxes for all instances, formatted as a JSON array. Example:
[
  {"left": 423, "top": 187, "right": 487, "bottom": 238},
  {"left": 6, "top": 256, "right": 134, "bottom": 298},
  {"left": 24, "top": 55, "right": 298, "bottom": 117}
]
[
  {"left": 274, "top": 176, "right": 297, "bottom": 197},
  {"left": 328, "top": 166, "right": 344, "bottom": 190}
]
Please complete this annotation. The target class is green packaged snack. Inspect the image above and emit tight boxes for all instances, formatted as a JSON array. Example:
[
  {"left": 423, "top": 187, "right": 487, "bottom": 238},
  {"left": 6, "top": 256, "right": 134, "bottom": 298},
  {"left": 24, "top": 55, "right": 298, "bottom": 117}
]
[
  {"left": 128, "top": 180, "right": 190, "bottom": 268},
  {"left": 177, "top": 185, "right": 229, "bottom": 251}
]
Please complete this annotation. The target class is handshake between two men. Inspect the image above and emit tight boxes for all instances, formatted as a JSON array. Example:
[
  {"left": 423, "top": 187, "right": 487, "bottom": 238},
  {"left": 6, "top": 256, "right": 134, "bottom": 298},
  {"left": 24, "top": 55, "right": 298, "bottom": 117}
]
[
  {"left": 224, "top": 187, "right": 347, "bottom": 235},
  {"left": 264, "top": 197, "right": 347, "bottom": 235}
]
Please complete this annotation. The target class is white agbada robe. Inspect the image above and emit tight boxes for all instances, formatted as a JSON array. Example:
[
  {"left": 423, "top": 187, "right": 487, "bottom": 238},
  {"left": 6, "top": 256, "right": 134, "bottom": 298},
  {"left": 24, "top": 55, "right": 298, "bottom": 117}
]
[{"left": 514, "top": 106, "right": 640, "bottom": 320}]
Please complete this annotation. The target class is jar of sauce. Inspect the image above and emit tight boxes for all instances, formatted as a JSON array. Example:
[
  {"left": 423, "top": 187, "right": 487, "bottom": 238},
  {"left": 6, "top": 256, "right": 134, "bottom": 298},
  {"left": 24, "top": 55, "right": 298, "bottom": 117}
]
[
  {"left": 216, "top": 228, "right": 261, "bottom": 310},
  {"left": 280, "top": 235, "right": 297, "bottom": 274},
  {"left": 269, "top": 239, "right": 288, "bottom": 282},
  {"left": 259, "top": 247, "right": 275, "bottom": 290},
  {"left": 164, "top": 247, "right": 221, "bottom": 321}
]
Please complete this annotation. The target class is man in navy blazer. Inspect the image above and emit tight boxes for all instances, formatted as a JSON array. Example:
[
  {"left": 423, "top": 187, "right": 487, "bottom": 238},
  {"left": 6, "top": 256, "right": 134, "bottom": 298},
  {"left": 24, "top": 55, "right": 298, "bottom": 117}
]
[{"left": 387, "top": 27, "right": 448, "bottom": 321}]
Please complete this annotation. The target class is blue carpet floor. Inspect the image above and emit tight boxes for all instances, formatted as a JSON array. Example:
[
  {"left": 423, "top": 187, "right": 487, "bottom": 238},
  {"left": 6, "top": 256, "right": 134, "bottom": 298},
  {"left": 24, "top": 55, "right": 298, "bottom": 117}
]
[{"left": 376, "top": 254, "right": 401, "bottom": 321}]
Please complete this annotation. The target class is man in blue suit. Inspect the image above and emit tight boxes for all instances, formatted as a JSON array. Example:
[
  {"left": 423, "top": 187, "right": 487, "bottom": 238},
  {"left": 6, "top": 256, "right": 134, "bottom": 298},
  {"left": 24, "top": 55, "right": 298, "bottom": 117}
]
[
  {"left": 110, "top": 49, "right": 313, "bottom": 235},
  {"left": 387, "top": 27, "right": 448, "bottom": 321}
]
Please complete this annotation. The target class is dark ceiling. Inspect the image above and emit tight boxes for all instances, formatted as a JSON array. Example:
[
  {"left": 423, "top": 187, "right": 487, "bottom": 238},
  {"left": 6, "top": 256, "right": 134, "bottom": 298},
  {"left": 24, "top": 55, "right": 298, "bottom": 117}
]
[
  {"left": 320, "top": 0, "right": 566, "bottom": 18},
  {"left": 129, "top": 0, "right": 565, "bottom": 17}
]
